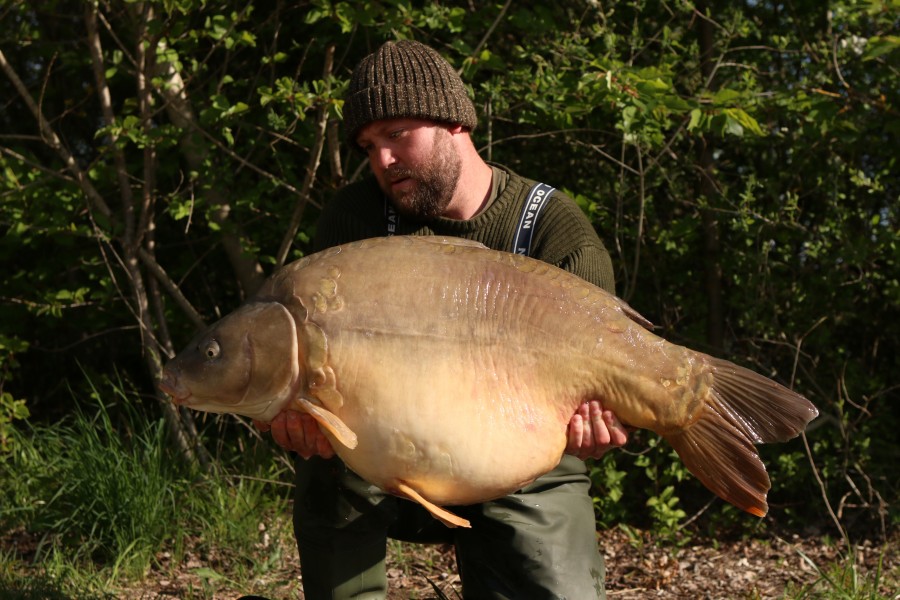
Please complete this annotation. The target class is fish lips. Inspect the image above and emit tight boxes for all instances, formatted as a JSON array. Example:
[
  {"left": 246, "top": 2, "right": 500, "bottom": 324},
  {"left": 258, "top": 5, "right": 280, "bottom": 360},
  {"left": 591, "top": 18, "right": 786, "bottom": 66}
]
[{"left": 158, "top": 369, "right": 192, "bottom": 404}]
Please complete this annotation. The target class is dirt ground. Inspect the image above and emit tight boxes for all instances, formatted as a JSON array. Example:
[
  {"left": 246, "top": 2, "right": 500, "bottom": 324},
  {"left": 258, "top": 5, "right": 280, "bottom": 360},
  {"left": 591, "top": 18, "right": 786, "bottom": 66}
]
[
  {"left": 389, "top": 528, "right": 900, "bottom": 600},
  {"left": 133, "top": 527, "right": 897, "bottom": 599},
  {"left": 4, "top": 523, "right": 897, "bottom": 599}
]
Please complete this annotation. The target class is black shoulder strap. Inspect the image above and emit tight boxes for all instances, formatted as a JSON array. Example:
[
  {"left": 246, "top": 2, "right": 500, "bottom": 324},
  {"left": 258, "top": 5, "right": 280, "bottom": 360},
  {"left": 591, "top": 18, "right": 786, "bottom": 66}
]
[
  {"left": 384, "top": 196, "right": 399, "bottom": 236},
  {"left": 512, "top": 182, "right": 556, "bottom": 256}
]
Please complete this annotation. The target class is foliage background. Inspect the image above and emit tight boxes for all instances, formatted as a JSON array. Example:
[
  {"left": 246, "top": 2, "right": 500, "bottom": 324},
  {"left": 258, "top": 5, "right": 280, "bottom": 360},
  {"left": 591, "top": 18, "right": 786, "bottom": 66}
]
[{"left": 1, "top": 0, "right": 898, "bottom": 540}]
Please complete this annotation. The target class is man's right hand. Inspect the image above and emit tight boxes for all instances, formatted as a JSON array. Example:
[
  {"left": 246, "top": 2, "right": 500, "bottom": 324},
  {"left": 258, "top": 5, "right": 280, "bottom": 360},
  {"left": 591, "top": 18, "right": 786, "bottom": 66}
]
[{"left": 254, "top": 411, "right": 336, "bottom": 459}]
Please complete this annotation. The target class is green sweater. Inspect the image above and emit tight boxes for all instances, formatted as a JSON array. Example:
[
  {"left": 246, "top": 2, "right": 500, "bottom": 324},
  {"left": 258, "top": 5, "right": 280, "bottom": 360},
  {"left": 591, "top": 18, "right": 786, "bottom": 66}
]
[{"left": 313, "top": 164, "right": 616, "bottom": 294}]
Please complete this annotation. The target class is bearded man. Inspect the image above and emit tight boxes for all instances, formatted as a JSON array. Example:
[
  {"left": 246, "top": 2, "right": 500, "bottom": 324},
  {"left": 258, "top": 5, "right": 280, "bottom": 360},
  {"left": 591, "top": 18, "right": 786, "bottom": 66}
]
[{"left": 260, "top": 40, "right": 629, "bottom": 600}]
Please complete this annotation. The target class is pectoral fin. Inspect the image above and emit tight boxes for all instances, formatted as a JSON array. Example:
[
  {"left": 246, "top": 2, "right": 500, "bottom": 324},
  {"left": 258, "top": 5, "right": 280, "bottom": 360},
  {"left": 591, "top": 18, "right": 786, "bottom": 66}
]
[
  {"left": 393, "top": 482, "right": 471, "bottom": 528},
  {"left": 291, "top": 396, "right": 358, "bottom": 449}
]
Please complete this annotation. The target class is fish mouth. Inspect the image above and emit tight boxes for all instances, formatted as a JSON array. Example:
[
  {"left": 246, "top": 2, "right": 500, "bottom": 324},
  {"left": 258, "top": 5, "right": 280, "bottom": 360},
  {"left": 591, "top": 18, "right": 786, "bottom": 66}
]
[{"left": 158, "top": 373, "right": 192, "bottom": 405}]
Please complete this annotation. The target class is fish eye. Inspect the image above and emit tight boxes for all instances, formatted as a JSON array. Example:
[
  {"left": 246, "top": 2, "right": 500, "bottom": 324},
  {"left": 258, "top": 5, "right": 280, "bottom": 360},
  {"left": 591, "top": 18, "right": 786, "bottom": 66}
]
[{"left": 203, "top": 339, "right": 221, "bottom": 360}]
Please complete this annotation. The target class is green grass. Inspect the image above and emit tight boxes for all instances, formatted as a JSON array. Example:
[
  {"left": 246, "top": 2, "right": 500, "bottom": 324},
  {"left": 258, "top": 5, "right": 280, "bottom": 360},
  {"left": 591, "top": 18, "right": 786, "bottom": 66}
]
[
  {"left": 786, "top": 546, "right": 895, "bottom": 600},
  {"left": 0, "top": 375, "right": 294, "bottom": 598}
]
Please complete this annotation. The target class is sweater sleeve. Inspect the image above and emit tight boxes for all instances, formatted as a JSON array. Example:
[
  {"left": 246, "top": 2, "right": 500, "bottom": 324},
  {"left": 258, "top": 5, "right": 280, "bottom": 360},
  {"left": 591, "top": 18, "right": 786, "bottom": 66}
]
[
  {"left": 529, "top": 189, "right": 617, "bottom": 294},
  {"left": 557, "top": 244, "right": 616, "bottom": 295}
]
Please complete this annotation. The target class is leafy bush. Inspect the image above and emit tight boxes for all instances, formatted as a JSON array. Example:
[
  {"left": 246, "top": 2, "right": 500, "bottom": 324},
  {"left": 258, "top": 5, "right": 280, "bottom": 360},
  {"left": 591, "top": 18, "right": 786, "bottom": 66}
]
[{"left": 0, "top": 335, "right": 29, "bottom": 457}]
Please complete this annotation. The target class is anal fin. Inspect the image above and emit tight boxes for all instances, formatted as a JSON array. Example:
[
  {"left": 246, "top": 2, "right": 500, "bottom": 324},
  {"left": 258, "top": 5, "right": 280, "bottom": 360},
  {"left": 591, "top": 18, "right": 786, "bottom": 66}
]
[
  {"left": 291, "top": 396, "right": 358, "bottom": 449},
  {"left": 393, "top": 482, "right": 471, "bottom": 528}
]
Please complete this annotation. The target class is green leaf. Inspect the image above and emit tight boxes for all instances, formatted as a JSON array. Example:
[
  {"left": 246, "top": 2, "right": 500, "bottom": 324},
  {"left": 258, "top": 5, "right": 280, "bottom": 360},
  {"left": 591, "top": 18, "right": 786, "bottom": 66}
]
[
  {"left": 863, "top": 35, "right": 900, "bottom": 60},
  {"left": 688, "top": 108, "right": 703, "bottom": 131},
  {"left": 723, "top": 108, "right": 765, "bottom": 137},
  {"left": 206, "top": 14, "right": 230, "bottom": 41},
  {"left": 712, "top": 87, "right": 742, "bottom": 104}
]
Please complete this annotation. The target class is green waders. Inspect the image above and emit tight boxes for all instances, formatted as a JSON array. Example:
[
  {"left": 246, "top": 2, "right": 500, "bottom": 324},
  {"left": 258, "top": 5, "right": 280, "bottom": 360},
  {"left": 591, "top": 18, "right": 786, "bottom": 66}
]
[{"left": 293, "top": 454, "right": 606, "bottom": 599}]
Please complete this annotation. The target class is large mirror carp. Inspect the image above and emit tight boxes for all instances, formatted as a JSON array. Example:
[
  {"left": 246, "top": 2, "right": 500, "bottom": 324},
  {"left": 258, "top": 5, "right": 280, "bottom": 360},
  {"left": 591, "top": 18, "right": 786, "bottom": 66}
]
[{"left": 159, "top": 236, "right": 818, "bottom": 527}]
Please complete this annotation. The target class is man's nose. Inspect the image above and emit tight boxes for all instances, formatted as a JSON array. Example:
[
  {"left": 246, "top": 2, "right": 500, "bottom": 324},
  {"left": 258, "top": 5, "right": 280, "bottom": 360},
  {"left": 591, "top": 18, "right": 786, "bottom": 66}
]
[{"left": 370, "top": 145, "right": 396, "bottom": 171}]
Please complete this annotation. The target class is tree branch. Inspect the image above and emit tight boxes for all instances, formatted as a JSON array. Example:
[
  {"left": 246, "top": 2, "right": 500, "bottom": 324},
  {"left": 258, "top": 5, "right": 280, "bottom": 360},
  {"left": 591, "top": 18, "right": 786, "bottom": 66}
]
[
  {"left": 466, "top": 0, "right": 512, "bottom": 68},
  {"left": 0, "top": 145, "right": 76, "bottom": 185},
  {"left": 325, "top": 119, "right": 343, "bottom": 186},
  {"left": 275, "top": 44, "right": 334, "bottom": 268},
  {"left": 85, "top": 3, "right": 136, "bottom": 247},
  {"left": 624, "top": 144, "right": 646, "bottom": 303},
  {"left": 138, "top": 248, "right": 206, "bottom": 330},
  {"left": 134, "top": 1, "right": 157, "bottom": 252},
  {"left": 0, "top": 48, "right": 113, "bottom": 219}
]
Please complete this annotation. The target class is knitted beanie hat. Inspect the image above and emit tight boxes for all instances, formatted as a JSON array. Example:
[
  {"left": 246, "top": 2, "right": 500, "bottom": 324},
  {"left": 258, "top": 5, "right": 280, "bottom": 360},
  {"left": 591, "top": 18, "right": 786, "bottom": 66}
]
[{"left": 343, "top": 40, "right": 478, "bottom": 147}]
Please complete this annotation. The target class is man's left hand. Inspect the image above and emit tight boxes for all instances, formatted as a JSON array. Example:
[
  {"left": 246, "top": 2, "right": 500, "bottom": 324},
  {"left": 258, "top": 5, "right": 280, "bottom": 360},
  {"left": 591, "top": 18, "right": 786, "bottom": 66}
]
[{"left": 565, "top": 400, "right": 629, "bottom": 460}]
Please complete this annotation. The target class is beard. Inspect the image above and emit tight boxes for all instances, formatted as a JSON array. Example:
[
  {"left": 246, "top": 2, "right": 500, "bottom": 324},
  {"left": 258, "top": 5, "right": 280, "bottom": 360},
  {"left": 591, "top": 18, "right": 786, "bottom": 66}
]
[{"left": 381, "top": 129, "right": 462, "bottom": 219}]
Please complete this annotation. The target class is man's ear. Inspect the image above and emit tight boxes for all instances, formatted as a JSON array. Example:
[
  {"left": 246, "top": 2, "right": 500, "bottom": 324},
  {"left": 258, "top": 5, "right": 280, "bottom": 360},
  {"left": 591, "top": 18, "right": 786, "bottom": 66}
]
[{"left": 447, "top": 123, "right": 465, "bottom": 135}]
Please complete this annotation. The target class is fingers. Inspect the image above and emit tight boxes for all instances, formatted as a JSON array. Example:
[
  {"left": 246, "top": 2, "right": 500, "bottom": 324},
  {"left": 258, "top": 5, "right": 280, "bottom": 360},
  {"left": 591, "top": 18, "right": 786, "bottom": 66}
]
[
  {"left": 603, "top": 410, "right": 629, "bottom": 447},
  {"left": 567, "top": 413, "right": 585, "bottom": 457},
  {"left": 566, "top": 400, "right": 629, "bottom": 460},
  {"left": 314, "top": 429, "right": 336, "bottom": 459},
  {"left": 299, "top": 412, "right": 336, "bottom": 459},
  {"left": 588, "top": 400, "right": 610, "bottom": 446},
  {"left": 566, "top": 401, "right": 592, "bottom": 457},
  {"left": 267, "top": 411, "right": 336, "bottom": 459},
  {"left": 268, "top": 411, "right": 293, "bottom": 450}
]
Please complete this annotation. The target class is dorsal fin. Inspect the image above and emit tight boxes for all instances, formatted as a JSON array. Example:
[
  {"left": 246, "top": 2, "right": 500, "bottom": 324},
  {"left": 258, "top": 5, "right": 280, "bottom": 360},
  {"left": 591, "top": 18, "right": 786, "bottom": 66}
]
[{"left": 614, "top": 296, "right": 654, "bottom": 331}]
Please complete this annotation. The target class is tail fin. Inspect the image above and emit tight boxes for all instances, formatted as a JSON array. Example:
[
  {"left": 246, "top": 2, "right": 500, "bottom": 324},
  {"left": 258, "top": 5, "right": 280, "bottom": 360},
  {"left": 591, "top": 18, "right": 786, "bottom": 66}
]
[{"left": 662, "top": 357, "right": 818, "bottom": 517}]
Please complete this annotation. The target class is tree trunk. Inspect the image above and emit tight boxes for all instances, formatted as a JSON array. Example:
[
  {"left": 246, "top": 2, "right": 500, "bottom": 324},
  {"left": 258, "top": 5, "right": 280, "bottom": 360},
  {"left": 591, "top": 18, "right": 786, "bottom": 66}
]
[
  {"left": 152, "top": 42, "right": 266, "bottom": 297},
  {"left": 697, "top": 2, "right": 724, "bottom": 352}
]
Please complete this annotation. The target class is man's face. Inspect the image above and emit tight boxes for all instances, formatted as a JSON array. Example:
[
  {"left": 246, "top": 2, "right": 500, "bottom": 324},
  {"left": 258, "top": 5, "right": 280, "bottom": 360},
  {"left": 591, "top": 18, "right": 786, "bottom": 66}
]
[{"left": 356, "top": 118, "right": 462, "bottom": 219}]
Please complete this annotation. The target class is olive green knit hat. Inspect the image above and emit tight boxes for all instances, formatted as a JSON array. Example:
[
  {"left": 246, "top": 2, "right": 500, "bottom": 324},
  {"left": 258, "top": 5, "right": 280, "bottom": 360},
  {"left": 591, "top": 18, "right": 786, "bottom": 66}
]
[{"left": 343, "top": 40, "right": 478, "bottom": 147}]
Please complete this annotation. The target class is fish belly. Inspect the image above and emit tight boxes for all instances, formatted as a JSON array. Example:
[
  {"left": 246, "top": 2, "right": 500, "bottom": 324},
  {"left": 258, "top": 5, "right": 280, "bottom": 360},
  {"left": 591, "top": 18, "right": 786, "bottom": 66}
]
[{"left": 323, "top": 337, "right": 574, "bottom": 505}]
